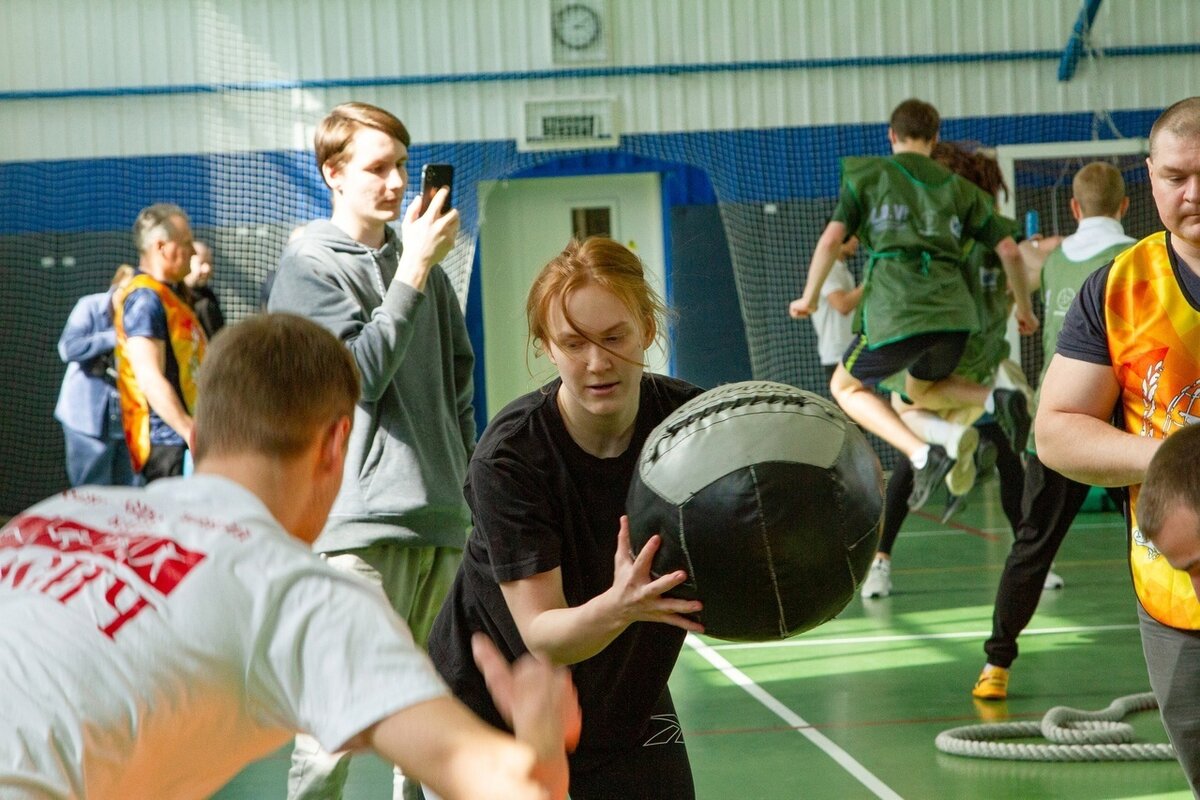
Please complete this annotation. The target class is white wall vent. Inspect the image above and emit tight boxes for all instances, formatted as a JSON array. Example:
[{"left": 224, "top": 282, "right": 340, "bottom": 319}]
[{"left": 519, "top": 98, "right": 619, "bottom": 152}]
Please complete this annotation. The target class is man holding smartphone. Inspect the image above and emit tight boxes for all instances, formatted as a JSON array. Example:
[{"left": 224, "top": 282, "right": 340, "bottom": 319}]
[{"left": 269, "top": 101, "right": 473, "bottom": 800}]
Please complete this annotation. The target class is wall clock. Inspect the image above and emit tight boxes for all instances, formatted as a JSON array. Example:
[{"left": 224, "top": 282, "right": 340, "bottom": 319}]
[{"left": 550, "top": 0, "right": 609, "bottom": 63}]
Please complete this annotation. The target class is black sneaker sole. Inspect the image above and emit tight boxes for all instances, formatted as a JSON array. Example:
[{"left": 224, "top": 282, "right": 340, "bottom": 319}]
[{"left": 908, "top": 452, "right": 954, "bottom": 511}]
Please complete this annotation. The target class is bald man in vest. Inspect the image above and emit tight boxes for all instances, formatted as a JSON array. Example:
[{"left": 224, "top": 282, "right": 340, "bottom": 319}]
[{"left": 1037, "top": 96, "right": 1200, "bottom": 793}]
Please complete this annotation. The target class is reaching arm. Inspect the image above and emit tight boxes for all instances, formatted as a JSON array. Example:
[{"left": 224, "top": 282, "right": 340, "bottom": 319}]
[
  {"left": 362, "top": 696, "right": 554, "bottom": 800},
  {"left": 995, "top": 236, "right": 1037, "bottom": 335},
  {"left": 500, "top": 517, "right": 703, "bottom": 666},
  {"left": 354, "top": 634, "right": 576, "bottom": 800},
  {"left": 1017, "top": 235, "right": 1064, "bottom": 293},
  {"left": 123, "top": 336, "right": 194, "bottom": 443},
  {"left": 1035, "top": 354, "right": 1160, "bottom": 486},
  {"left": 790, "top": 221, "right": 848, "bottom": 318}
]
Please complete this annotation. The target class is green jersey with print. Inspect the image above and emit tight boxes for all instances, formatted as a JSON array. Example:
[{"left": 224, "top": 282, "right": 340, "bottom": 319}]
[
  {"left": 832, "top": 153, "right": 1011, "bottom": 348},
  {"left": 878, "top": 216, "right": 1020, "bottom": 397}
]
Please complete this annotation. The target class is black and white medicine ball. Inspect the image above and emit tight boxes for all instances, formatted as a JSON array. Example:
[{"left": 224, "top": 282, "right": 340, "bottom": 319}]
[{"left": 626, "top": 381, "right": 883, "bottom": 642}]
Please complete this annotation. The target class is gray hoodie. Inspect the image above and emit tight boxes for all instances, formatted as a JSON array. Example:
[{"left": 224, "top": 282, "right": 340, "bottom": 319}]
[{"left": 268, "top": 220, "right": 474, "bottom": 551}]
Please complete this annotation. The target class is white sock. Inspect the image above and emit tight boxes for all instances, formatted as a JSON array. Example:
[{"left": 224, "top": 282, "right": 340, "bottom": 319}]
[
  {"left": 910, "top": 444, "right": 931, "bottom": 469},
  {"left": 984, "top": 390, "right": 998, "bottom": 414},
  {"left": 899, "top": 409, "right": 941, "bottom": 441},
  {"left": 900, "top": 409, "right": 974, "bottom": 453}
]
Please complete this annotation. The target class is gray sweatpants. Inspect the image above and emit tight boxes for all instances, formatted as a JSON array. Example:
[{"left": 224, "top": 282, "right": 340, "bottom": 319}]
[{"left": 1139, "top": 603, "right": 1200, "bottom": 797}]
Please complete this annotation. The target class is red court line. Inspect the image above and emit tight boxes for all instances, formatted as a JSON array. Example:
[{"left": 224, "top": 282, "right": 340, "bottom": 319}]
[{"left": 911, "top": 509, "right": 1002, "bottom": 541}]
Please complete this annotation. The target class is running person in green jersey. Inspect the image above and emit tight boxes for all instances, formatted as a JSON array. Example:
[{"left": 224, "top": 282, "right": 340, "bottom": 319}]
[
  {"left": 861, "top": 141, "right": 1041, "bottom": 599},
  {"left": 792, "top": 98, "right": 1037, "bottom": 511}
]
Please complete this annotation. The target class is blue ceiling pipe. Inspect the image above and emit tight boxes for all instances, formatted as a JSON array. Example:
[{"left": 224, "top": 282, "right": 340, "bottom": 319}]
[{"left": 1059, "top": 0, "right": 1104, "bottom": 81}]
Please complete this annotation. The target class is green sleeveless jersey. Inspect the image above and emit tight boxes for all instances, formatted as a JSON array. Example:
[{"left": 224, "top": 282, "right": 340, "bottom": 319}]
[
  {"left": 833, "top": 153, "right": 1011, "bottom": 347},
  {"left": 1026, "top": 240, "right": 1132, "bottom": 453}
]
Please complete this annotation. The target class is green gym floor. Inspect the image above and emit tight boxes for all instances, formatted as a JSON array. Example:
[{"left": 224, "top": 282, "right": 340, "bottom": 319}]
[{"left": 214, "top": 480, "right": 1191, "bottom": 799}]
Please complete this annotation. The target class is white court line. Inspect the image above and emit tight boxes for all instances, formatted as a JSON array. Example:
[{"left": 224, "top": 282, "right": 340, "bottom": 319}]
[
  {"left": 685, "top": 634, "right": 904, "bottom": 800},
  {"left": 706, "top": 623, "right": 1139, "bottom": 652}
]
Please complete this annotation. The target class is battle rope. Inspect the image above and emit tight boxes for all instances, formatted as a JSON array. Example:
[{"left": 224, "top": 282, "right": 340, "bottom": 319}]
[{"left": 935, "top": 692, "right": 1176, "bottom": 761}]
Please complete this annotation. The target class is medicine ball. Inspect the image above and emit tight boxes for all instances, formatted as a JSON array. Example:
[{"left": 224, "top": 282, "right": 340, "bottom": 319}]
[{"left": 626, "top": 381, "right": 882, "bottom": 642}]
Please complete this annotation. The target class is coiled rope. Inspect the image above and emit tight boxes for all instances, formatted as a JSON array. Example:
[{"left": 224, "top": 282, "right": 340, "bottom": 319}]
[{"left": 935, "top": 693, "right": 1176, "bottom": 761}]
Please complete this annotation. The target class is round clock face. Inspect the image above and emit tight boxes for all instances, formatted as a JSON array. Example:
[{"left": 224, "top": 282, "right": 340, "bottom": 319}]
[{"left": 553, "top": 4, "right": 602, "bottom": 50}]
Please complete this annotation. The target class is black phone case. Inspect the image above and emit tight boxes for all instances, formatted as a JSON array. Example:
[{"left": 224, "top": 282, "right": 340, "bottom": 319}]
[{"left": 421, "top": 164, "right": 454, "bottom": 212}]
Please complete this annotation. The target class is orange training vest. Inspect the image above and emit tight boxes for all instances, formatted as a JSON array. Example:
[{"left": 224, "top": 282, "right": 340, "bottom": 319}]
[
  {"left": 112, "top": 274, "right": 207, "bottom": 472},
  {"left": 1104, "top": 232, "right": 1200, "bottom": 629}
]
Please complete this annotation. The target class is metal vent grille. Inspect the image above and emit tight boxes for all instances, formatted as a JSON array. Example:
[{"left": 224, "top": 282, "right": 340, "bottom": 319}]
[{"left": 519, "top": 98, "right": 619, "bottom": 152}]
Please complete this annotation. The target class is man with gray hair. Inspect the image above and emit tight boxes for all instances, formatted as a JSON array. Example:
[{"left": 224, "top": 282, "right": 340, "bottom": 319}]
[{"left": 113, "top": 203, "right": 207, "bottom": 482}]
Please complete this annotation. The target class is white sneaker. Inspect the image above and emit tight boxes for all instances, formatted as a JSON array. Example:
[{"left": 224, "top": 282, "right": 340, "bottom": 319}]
[
  {"left": 1044, "top": 568, "right": 1065, "bottom": 590},
  {"left": 861, "top": 557, "right": 892, "bottom": 599},
  {"left": 944, "top": 425, "right": 980, "bottom": 497}
]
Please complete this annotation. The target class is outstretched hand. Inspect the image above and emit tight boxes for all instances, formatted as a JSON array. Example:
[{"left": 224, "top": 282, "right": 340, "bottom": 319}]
[
  {"left": 609, "top": 516, "right": 704, "bottom": 633},
  {"left": 472, "top": 633, "right": 582, "bottom": 752},
  {"left": 472, "top": 633, "right": 579, "bottom": 800}
]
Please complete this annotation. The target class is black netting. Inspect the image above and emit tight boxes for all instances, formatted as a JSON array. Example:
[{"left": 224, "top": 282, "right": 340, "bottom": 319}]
[{"left": 0, "top": 103, "right": 1164, "bottom": 514}]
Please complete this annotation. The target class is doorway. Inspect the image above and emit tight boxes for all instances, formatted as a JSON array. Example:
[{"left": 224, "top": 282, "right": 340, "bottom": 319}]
[{"left": 476, "top": 171, "right": 667, "bottom": 419}]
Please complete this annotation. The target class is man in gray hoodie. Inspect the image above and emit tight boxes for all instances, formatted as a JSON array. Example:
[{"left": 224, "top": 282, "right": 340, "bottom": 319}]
[{"left": 268, "top": 101, "right": 474, "bottom": 800}]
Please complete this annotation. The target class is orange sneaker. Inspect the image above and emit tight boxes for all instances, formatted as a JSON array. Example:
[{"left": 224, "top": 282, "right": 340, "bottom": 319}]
[{"left": 971, "top": 664, "right": 1009, "bottom": 700}]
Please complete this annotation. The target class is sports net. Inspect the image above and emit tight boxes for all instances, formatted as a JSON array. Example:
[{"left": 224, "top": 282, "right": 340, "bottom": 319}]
[{"left": 0, "top": 96, "right": 1163, "bottom": 513}]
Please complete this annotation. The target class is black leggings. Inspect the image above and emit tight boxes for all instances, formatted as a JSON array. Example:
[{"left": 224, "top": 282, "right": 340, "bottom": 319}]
[{"left": 877, "top": 422, "right": 1024, "bottom": 556}]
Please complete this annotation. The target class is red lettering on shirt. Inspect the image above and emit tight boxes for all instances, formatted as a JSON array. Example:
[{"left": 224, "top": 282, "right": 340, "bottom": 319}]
[{"left": 0, "top": 514, "right": 206, "bottom": 638}]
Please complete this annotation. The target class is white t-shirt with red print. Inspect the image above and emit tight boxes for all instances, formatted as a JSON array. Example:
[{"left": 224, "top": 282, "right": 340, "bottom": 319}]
[{"left": 0, "top": 475, "right": 446, "bottom": 800}]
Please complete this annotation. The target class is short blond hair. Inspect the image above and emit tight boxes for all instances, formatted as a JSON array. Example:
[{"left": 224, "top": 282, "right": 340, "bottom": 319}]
[
  {"left": 314, "top": 102, "right": 411, "bottom": 188},
  {"left": 1149, "top": 97, "right": 1200, "bottom": 159},
  {"left": 193, "top": 314, "right": 360, "bottom": 461},
  {"left": 1072, "top": 162, "right": 1126, "bottom": 217}
]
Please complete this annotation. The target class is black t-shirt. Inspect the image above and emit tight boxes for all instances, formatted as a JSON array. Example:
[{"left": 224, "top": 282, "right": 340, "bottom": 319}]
[
  {"left": 428, "top": 373, "right": 703, "bottom": 767},
  {"left": 1056, "top": 232, "right": 1200, "bottom": 364}
]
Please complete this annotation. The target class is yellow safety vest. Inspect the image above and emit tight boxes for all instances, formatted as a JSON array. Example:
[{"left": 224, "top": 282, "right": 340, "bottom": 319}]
[
  {"left": 1105, "top": 232, "right": 1200, "bottom": 629},
  {"left": 112, "top": 274, "right": 206, "bottom": 472}
]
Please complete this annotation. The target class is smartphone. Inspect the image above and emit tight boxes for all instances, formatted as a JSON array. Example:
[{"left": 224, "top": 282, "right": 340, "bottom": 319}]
[{"left": 420, "top": 163, "right": 454, "bottom": 215}]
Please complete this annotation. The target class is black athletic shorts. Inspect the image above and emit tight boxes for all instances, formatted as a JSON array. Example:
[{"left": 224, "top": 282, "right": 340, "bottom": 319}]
[{"left": 841, "top": 331, "right": 969, "bottom": 386}]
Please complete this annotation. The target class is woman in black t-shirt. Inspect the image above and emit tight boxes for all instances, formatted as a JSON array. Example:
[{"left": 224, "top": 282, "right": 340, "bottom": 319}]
[{"left": 429, "top": 237, "right": 705, "bottom": 799}]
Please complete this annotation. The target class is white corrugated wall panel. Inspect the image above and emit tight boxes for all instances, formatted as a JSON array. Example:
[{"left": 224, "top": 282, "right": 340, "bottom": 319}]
[{"left": 1, "top": 0, "right": 1198, "bottom": 161}]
